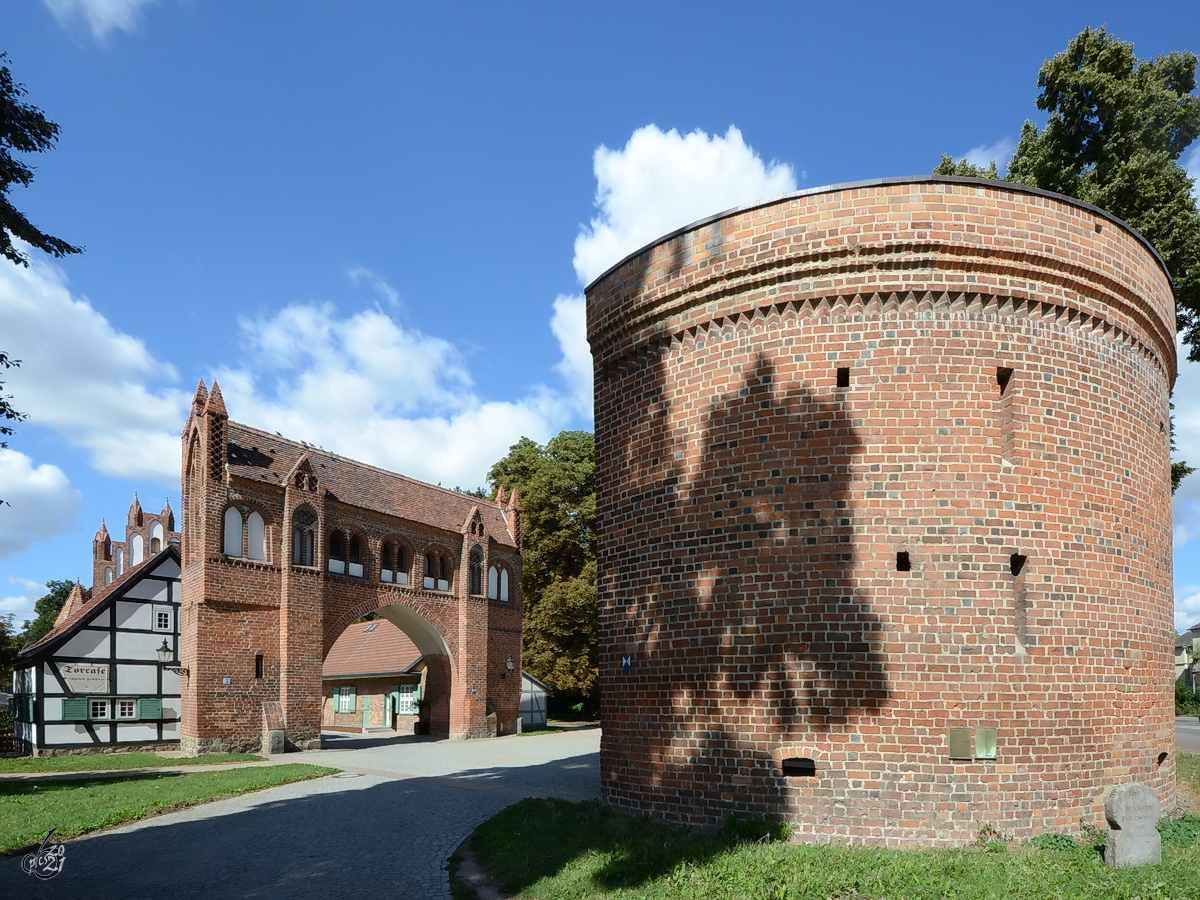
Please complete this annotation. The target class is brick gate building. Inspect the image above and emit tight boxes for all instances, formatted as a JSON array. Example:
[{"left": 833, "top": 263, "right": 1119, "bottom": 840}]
[
  {"left": 179, "top": 382, "right": 522, "bottom": 753},
  {"left": 587, "top": 177, "right": 1177, "bottom": 845}
]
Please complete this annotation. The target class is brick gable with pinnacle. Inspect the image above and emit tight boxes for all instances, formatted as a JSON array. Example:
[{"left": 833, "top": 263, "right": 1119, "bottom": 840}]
[{"left": 178, "top": 380, "right": 522, "bottom": 754}]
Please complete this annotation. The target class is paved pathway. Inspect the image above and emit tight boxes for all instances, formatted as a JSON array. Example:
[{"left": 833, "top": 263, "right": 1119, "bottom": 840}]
[
  {"left": 0, "top": 727, "right": 600, "bottom": 899},
  {"left": 1178, "top": 716, "right": 1200, "bottom": 754}
]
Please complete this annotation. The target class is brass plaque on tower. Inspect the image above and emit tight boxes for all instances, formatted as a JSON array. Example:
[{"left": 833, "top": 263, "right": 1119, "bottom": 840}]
[{"left": 948, "top": 727, "right": 973, "bottom": 760}]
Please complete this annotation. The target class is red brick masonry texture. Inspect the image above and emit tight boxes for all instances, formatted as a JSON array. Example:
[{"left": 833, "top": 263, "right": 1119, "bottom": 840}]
[{"left": 586, "top": 177, "right": 1177, "bottom": 846}]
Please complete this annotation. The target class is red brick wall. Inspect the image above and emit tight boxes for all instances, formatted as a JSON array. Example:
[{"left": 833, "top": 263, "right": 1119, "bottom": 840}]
[
  {"left": 179, "top": 398, "right": 523, "bottom": 754},
  {"left": 587, "top": 178, "right": 1177, "bottom": 846}
]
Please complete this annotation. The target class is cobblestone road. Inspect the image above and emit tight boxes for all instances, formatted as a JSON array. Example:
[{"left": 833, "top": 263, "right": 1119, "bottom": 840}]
[{"left": 0, "top": 727, "right": 600, "bottom": 899}]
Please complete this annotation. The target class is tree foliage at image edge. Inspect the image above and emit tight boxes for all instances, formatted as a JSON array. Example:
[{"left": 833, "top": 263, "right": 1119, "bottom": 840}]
[{"left": 935, "top": 27, "right": 1200, "bottom": 491}]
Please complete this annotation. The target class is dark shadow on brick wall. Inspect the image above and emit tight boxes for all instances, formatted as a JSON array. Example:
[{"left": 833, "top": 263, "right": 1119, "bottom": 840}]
[{"left": 599, "top": 344, "right": 889, "bottom": 826}]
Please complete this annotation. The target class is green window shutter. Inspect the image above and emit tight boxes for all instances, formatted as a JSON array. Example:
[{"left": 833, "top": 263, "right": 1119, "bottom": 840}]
[
  {"left": 347, "top": 686, "right": 357, "bottom": 711},
  {"left": 62, "top": 698, "right": 87, "bottom": 721},
  {"left": 138, "top": 698, "right": 163, "bottom": 720},
  {"left": 26, "top": 696, "right": 36, "bottom": 722}
]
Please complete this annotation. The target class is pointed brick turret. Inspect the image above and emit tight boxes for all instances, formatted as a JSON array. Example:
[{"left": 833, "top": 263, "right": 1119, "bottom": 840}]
[
  {"left": 204, "top": 381, "right": 228, "bottom": 419},
  {"left": 193, "top": 379, "right": 209, "bottom": 411},
  {"left": 128, "top": 493, "right": 143, "bottom": 528},
  {"left": 161, "top": 498, "right": 175, "bottom": 532},
  {"left": 506, "top": 488, "right": 523, "bottom": 548},
  {"left": 203, "top": 381, "right": 229, "bottom": 482},
  {"left": 53, "top": 582, "right": 87, "bottom": 628},
  {"left": 94, "top": 518, "right": 109, "bottom": 542}
]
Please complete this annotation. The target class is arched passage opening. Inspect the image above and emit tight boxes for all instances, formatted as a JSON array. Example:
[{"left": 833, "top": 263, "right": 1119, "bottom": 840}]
[{"left": 320, "top": 601, "right": 454, "bottom": 740}]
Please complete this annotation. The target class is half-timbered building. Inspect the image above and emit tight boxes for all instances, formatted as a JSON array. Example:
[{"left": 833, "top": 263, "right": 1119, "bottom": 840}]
[{"left": 13, "top": 545, "right": 183, "bottom": 756}]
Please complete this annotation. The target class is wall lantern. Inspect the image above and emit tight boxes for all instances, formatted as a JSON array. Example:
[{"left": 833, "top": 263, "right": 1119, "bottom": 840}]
[
  {"left": 156, "top": 639, "right": 190, "bottom": 677},
  {"left": 500, "top": 655, "right": 515, "bottom": 678}
]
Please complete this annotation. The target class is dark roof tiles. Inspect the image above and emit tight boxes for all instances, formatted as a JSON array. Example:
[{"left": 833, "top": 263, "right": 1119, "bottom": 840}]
[
  {"left": 224, "top": 420, "right": 517, "bottom": 547},
  {"left": 323, "top": 619, "right": 422, "bottom": 677}
]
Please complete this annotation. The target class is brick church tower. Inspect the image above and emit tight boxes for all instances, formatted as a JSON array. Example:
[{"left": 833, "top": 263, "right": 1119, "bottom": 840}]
[
  {"left": 180, "top": 381, "right": 522, "bottom": 754},
  {"left": 92, "top": 495, "right": 179, "bottom": 590}
]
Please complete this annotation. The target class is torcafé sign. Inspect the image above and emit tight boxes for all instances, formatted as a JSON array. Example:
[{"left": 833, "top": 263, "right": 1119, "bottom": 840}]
[{"left": 58, "top": 663, "right": 109, "bottom": 694}]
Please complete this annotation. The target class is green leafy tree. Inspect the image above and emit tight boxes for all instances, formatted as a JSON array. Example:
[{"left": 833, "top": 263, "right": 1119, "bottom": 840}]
[
  {"left": 0, "top": 53, "right": 82, "bottom": 267},
  {"left": 488, "top": 431, "right": 597, "bottom": 702},
  {"left": 0, "top": 612, "right": 19, "bottom": 694},
  {"left": 20, "top": 580, "right": 79, "bottom": 648},
  {"left": 937, "top": 27, "right": 1200, "bottom": 491}
]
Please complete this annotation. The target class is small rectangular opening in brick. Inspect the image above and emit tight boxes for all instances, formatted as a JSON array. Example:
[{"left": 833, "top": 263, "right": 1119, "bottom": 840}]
[
  {"left": 781, "top": 757, "right": 816, "bottom": 777},
  {"left": 836, "top": 367, "right": 850, "bottom": 388},
  {"left": 255, "top": 654, "right": 264, "bottom": 679},
  {"left": 996, "top": 367, "right": 1013, "bottom": 395},
  {"left": 1009, "top": 553, "right": 1027, "bottom": 577},
  {"left": 896, "top": 551, "right": 911, "bottom": 571}
]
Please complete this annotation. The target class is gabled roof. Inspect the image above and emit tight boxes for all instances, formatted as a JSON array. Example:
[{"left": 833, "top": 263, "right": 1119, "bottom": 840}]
[
  {"left": 323, "top": 618, "right": 422, "bottom": 678},
  {"left": 20, "top": 545, "right": 181, "bottom": 659},
  {"left": 223, "top": 419, "right": 518, "bottom": 548},
  {"left": 1178, "top": 624, "right": 1200, "bottom": 649}
]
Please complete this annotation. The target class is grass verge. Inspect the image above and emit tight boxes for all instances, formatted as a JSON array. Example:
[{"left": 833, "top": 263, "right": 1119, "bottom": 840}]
[
  {"left": 0, "top": 763, "right": 338, "bottom": 854},
  {"left": 0, "top": 752, "right": 262, "bottom": 774},
  {"left": 460, "top": 751, "right": 1200, "bottom": 900}
]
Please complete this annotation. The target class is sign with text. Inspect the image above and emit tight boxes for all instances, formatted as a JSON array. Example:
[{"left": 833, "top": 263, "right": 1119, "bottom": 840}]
[{"left": 58, "top": 663, "right": 109, "bottom": 694}]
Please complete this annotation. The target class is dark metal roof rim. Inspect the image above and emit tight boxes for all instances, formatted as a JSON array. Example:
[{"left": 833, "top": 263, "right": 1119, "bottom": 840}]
[{"left": 583, "top": 175, "right": 1173, "bottom": 292}]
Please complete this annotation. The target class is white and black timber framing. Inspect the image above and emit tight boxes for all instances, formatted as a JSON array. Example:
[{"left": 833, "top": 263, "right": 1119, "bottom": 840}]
[{"left": 13, "top": 545, "right": 183, "bottom": 755}]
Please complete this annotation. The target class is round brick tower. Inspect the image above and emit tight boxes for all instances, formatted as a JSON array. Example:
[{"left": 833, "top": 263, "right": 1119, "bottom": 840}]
[{"left": 586, "top": 177, "right": 1177, "bottom": 846}]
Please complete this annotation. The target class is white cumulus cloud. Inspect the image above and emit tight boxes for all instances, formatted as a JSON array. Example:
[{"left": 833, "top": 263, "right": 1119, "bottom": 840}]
[
  {"left": 1177, "top": 585, "right": 1200, "bottom": 633},
  {"left": 43, "top": 0, "right": 157, "bottom": 40},
  {"left": 214, "top": 289, "right": 581, "bottom": 489},
  {"left": 961, "top": 139, "right": 1014, "bottom": 175},
  {"left": 0, "top": 257, "right": 190, "bottom": 487},
  {"left": 550, "top": 295, "right": 591, "bottom": 415},
  {"left": 573, "top": 125, "right": 797, "bottom": 285},
  {"left": 0, "top": 449, "right": 80, "bottom": 559},
  {"left": 0, "top": 576, "right": 47, "bottom": 632}
]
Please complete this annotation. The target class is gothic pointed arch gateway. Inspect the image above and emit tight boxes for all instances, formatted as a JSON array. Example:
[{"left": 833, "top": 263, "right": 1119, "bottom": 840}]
[{"left": 178, "top": 385, "right": 523, "bottom": 753}]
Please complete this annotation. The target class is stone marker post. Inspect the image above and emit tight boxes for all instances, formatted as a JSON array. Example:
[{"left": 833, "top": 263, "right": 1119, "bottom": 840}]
[{"left": 1104, "top": 783, "right": 1161, "bottom": 867}]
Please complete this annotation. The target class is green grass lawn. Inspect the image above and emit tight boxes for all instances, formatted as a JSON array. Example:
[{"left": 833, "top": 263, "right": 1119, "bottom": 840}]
[
  {"left": 0, "top": 751, "right": 262, "bottom": 774},
  {"left": 460, "top": 752, "right": 1200, "bottom": 900},
  {"left": 0, "top": 764, "right": 338, "bottom": 854}
]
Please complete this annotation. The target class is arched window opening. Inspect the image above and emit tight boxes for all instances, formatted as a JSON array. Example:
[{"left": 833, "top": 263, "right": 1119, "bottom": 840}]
[
  {"left": 130, "top": 533, "right": 144, "bottom": 565},
  {"left": 115, "top": 547, "right": 125, "bottom": 576},
  {"left": 381, "top": 543, "right": 409, "bottom": 585},
  {"left": 488, "top": 565, "right": 499, "bottom": 600},
  {"left": 500, "top": 568, "right": 510, "bottom": 602},
  {"left": 223, "top": 507, "right": 244, "bottom": 557},
  {"left": 328, "top": 531, "right": 346, "bottom": 575},
  {"left": 469, "top": 550, "right": 483, "bottom": 596},
  {"left": 104, "top": 567, "right": 113, "bottom": 586},
  {"left": 438, "top": 556, "right": 450, "bottom": 592},
  {"left": 247, "top": 511, "right": 266, "bottom": 561},
  {"left": 424, "top": 552, "right": 436, "bottom": 590},
  {"left": 292, "top": 507, "right": 316, "bottom": 567},
  {"left": 150, "top": 521, "right": 164, "bottom": 554},
  {"left": 348, "top": 535, "right": 364, "bottom": 577}
]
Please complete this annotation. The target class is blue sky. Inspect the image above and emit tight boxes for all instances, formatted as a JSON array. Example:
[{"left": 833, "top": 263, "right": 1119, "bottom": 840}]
[{"left": 2, "top": 0, "right": 1200, "bottom": 632}]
